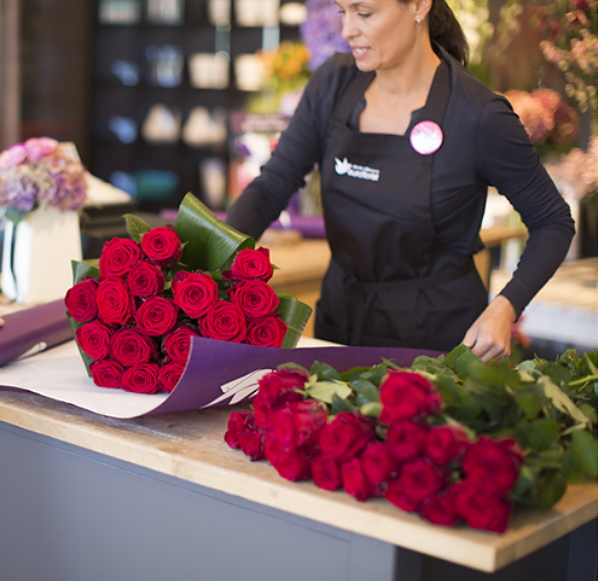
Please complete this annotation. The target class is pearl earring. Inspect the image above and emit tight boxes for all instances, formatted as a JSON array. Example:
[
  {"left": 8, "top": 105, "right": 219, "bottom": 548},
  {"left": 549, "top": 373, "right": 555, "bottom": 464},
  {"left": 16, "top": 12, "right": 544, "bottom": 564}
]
[{"left": 415, "top": 16, "right": 421, "bottom": 24}]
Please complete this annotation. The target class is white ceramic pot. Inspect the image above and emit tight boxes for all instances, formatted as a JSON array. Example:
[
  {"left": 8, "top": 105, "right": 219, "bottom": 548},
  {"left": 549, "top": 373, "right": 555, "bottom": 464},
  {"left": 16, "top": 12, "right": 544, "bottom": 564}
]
[{"left": 1, "top": 205, "right": 82, "bottom": 304}]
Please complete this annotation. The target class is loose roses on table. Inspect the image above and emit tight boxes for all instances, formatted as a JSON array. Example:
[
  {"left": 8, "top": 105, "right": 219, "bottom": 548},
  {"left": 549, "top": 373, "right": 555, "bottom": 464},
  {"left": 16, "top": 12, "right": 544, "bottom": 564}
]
[
  {"left": 226, "top": 346, "right": 598, "bottom": 533},
  {"left": 66, "top": 193, "right": 312, "bottom": 394}
]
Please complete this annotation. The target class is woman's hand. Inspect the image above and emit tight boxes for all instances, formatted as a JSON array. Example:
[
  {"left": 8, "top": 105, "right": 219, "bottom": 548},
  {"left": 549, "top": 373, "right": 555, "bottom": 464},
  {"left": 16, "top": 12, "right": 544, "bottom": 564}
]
[{"left": 461, "top": 295, "right": 517, "bottom": 363}]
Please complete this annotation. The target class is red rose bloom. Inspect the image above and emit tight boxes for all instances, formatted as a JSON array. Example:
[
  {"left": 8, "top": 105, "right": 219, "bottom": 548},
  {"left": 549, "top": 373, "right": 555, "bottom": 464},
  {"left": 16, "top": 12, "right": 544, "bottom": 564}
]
[
  {"left": 271, "top": 399, "right": 328, "bottom": 450},
  {"left": 75, "top": 320, "right": 114, "bottom": 360},
  {"left": 252, "top": 393, "right": 276, "bottom": 430},
  {"left": 172, "top": 271, "right": 219, "bottom": 318},
  {"left": 258, "top": 368, "right": 308, "bottom": 408},
  {"left": 239, "top": 419, "right": 266, "bottom": 461},
  {"left": 127, "top": 261, "right": 165, "bottom": 298},
  {"left": 140, "top": 225, "right": 182, "bottom": 266},
  {"left": 318, "top": 411, "right": 374, "bottom": 462},
  {"left": 200, "top": 300, "right": 247, "bottom": 343},
  {"left": 163, "top": 325, "right": 200, "bottom": 364},
  {"left": 450, "top": 481, "right": 512, "bottom": 533},
  {"left": 395, "top": 458, "right": 445, "bottom": 503},
  {"left": 311, "top": 455, "right": 341, "bottom": 491},
  {"left": 96, "top": 276, "right": 134, "bottom": 325},
  {"left": 109, "top": 328, "right": 156, "bottom": 366},
  {"left": 379, "top": 370, "right": 442, "bottom": 424},
  {"left": 230, "top": 247, "right": 274, "bottom": 281},
  {"left": 121, "top": 362, "right": 161, "bottom": 394},
  {"left": 420, "top": 494, "right": 459, "bottom": 527},
  {"left": 361, "top": 441, "right": 400, "bottom": 484},
  {"left": 158, "top": 361, "right": 185, "bottom": 393},
  {"left": 341, "top": 457, "right": 377, "bottom": 502},
  {"left": 264, "top": 434, "right": 311, "bottom": 481},
  {"left": 384, "top": 478, "right": 421, "bottom": 513},
  {"left": 245, "top": 315, "right": 287, "bottom": 347},
  {"left": 385, "top": 419, "right": 428, "bottom": 461},
  {"left": 228, "top": 280, "right": 280, "bottom": 318},
  {"left": 98, "top": 237, "right": 141, "bottom": 278},
  {"left": 89, "top": 359, "right": 124, "bottom": 389},
  {"left": 65, "top": 277, "right": 98, "bottom": 322},
  {"left": 462, "top": 437, "right": 522, "bottom": 497},
  {"left": 135, "top": 297, "right": 179, "bottom": 336},
  {"left": 424, "top": 425, "right": 471, "bottom": 467},
  {"left": 224, "top": 410, "right": 253, "bottom": 449}
]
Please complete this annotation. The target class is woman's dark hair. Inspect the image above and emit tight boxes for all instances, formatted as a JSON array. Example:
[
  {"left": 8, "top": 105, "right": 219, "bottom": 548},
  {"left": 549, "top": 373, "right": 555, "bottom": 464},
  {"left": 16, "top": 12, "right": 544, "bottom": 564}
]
[{"left": 428, "top": 0, "right": 469, "bottom": 66}]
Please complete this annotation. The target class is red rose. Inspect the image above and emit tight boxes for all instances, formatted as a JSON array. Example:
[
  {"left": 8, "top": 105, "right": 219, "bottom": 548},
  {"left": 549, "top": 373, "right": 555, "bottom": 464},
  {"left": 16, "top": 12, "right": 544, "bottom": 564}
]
[
  {"left": 140, "top": 225, "right": 182, "bottom": 266},
  {"left": 158, "top": 361, "right": 185, "bottom": 393},
  {"left": 172, "top": 271, "right": 219, "bottom": 318},
  {"left": 384, "top": 478, "right": 421, "bottom": 513},
  {"left": 450, "top": 481, "right": 512, "bottom": 533},
  {"left": 462, "top": 437, "right": 522, "bottom": 497},
  {"left": 420, "top": 494, "right": 459, "bottom": 527},
  {"left": 252, "top": 393, "right": 276, "bottom": 430},
  {"left": 318, "top": 411, "right": 374, "bottom": 462},
  {"left": 135, "top": 297, "right": 179, "bottom": 336},
  {"left": 385, "top": 419, "right": 428, "bottom": 461},
  {"left": 65, "top": 277, "right": 98, "bottom": 322},
  {"left": 163, "top": 325, "right": 200, "bottom": 364},
  {"left": 109, "top": 328, "right": 157, "bottom": 366},
  {"left": 264, "top": 434, "right": 311, "bottom": 481},
  {"left": 121, "top": 362, "right": 161, "bottom": 394},
  {"left": 89, "top": 359, "right": 124, "bottom": 389},
  {"left": 98, "top": 237, "right": 141, "bottom": 278},
  {"left": 341, "top": 456, "right": 378, "bottom": 502},
  {"left": 379, "top": 370, "right": 442, "bottom": 424},
  {"left": 361, "top": 441, "right": 400, "bottom": 484},
  {"left": 96, "top": 276, "right": 134, "bottom": 325},
  {"left": 271, "top": 399, "right": 328, "bottom": 450},
  {"left": 311, "top": 455, "right": 341, "bottom": 491},
  {"left": 245, "top": 315, "right": 287, "bottom": 347},
  {"left": 127, "top": 261, "right": 165, "bottom": 298},
  {"left": 200, "top": 300, "right": 247, "bottom": 343},
  {"left": 258, "top": 367, "right": 308, "bottom": 407},
  {"left": 228, "top": 280, "right": 279, "bottom": 318},
  {"left": 76, "top": 320, "right": 114, "bottom": 360},
  {"left": 224, "top": 410, "right": 253, "bottom": 449},
  {"left": 396, "top": 458, "right": 445, "bottom": 503},
  {"left": 230, "top": 247, "right": 274, "bottom": 281},
  {"left": 424, "top": 425, "right": 471, "bottom": 467},
  {"left": 239, "top": 419, "right": 266, "bottom": 461}
]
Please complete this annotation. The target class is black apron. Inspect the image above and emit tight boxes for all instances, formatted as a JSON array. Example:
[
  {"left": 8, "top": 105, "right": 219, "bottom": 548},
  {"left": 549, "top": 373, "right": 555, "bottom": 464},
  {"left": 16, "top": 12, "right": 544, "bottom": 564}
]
[{"left": 314, "top": 63, "right": 488, "bottom": 352}]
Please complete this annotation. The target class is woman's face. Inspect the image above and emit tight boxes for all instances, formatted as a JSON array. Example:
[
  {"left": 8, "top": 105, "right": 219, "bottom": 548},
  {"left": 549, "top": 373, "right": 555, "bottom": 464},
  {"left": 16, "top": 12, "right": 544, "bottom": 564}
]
[{"left": 335, "top": 0, "right": 420, "bottom": 73}]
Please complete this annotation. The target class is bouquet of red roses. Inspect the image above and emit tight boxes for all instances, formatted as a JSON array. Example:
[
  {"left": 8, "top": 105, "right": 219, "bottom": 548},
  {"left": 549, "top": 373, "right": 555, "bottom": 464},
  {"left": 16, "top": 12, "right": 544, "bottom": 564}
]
[
  {"left": 65, "top": 193, "right": 312, "bottom": 394},
  {"left": 225, "top": 347, "right": 597, "bottom": 533}
]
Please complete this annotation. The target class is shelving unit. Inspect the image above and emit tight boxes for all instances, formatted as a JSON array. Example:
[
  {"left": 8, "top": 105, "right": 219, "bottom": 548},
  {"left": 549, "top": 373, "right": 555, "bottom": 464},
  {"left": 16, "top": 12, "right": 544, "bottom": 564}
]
[{"left": 88, "top": 0, "right": 302, "bottom": 212}]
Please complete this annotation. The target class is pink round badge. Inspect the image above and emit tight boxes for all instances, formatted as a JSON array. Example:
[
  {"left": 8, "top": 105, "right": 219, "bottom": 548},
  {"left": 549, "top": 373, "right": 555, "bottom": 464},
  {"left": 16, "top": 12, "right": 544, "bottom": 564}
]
[{"left": 410, "top": 121, "right": 443, "bottom": 155}]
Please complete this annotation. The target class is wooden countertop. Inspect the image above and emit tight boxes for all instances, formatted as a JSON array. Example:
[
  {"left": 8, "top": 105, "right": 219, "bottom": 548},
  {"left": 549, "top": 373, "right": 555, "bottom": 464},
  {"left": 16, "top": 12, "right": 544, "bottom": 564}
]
[{"left": 0, "top": 382, "right": 593, "bottom": 574}]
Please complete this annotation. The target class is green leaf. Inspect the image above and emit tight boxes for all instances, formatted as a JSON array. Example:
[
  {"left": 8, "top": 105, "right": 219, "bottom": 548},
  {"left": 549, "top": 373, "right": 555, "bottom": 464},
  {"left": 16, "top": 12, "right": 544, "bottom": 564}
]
[
  {"left": 535, "top": 470, "right": 567, "bottom": 510},
  {"left": 514, "top": 384, "right": 545, "bottom": 420},
  {"left": 123, "top": 213, "right": 151, "bottom": 241},
  {"left": 309, "top": 361, "right": 342, "bottom": 381},
  {"left": 569, "top": 430, "right": 597, "bottom": 479},
  {"left": 432, "top": 375, "right": 462, "bottom": 406},
  {"left": 331, "top": 393, "right": 356, "bottom": 414},
  {"left": 444, "top": 345, "right": 482, "bottom": 379},
  {"left": 175, "top": 192, "right": 254, "bottom": 271},
  {"left": 539, "top": 375, "right": 591, "bottom": 429},
  {"left": 66, "top": 314, "right": 94, "bottom": 377},
  {"left": 278, "top": 296, "right": 313, "bottom": 349},
  {"left": 4, "top": 207, "right": 30, "bottom": 225},
  {"left": 360, "top": 402, "right": 382, "bottom": 418},
  {"left": 561, "top": 446, "right": 590, "bottom": 484},
  {"left": 275, "top": 362, "right": 308, "bottom": 373},
  {"left": 306, "top": 379, "right": 352, "bottom": 404},
  {"left": 516, "top": 418, "right": 560, "bottom": 452},
  {"left": 349, "top": 379, "right": 380, "bottom": 402},
  {"left": 71, "top": 259, "right": 100, "bottom": 284},
  {"left": 578, "top": 403, "right": 597, "bottom": 425}
]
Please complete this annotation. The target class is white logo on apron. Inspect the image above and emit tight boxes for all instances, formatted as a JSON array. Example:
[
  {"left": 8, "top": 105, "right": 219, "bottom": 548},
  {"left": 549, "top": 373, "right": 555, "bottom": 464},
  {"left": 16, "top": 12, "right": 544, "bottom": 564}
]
[{"left": 334, "top": 157, "right": 380, "bottom": 182}]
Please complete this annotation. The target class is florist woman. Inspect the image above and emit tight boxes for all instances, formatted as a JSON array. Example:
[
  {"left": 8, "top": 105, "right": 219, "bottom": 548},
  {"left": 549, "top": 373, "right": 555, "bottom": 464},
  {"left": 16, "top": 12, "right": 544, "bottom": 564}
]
[{"left": 226, "top": 0, "right": 575, "bottom": 362}]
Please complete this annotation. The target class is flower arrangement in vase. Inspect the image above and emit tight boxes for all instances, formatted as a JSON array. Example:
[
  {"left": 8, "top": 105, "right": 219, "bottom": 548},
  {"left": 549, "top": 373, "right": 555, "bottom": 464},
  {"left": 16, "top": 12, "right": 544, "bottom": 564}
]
[{"left": 0, "top": 137, "right": 88, "bottom": 303}]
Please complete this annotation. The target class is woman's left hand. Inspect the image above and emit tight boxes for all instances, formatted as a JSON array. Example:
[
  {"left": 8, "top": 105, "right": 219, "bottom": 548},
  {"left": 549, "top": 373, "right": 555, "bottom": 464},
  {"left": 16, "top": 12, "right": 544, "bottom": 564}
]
[{"left": 461, "top": 295, "right": 517, "bottom": 363}]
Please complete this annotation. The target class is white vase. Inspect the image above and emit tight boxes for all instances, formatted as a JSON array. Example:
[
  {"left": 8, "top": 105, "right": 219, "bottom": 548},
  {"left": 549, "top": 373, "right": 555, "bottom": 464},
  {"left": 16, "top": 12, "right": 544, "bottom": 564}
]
[{"left": 1, "top": 205, "right": 82, "bottom": 304}]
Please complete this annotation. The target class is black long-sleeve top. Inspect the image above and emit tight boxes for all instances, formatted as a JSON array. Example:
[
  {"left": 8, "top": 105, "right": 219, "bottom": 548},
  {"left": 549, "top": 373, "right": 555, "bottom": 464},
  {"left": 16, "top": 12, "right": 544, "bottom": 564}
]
[{"left": 227, "top": 51, "right": 575, "bottom": 317}]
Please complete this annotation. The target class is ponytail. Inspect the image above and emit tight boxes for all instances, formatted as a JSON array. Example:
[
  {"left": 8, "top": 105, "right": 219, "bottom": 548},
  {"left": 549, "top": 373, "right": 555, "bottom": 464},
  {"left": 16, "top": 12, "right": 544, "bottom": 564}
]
[{"left": 428, "top": 0, "right": 470, "bottom": 66}]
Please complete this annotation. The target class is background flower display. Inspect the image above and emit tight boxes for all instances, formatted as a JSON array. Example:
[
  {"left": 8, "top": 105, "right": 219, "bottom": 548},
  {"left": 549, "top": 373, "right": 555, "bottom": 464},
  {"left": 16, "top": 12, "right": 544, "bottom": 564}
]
[
  {"left": 0, "top": 137, "right": 88, "bottom": 223},
  {"left": 65, "top": 193, "right": 312, "bottom": 394},
  {"left": 226, "top": 345, "right": 597, "bottom": 533}
]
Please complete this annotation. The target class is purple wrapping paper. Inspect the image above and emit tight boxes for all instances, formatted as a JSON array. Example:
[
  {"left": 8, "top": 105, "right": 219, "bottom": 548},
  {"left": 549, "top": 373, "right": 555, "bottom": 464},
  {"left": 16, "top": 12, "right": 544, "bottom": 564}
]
[{"left": 0, "top": 299, "right": 72, "bottom": 367}]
